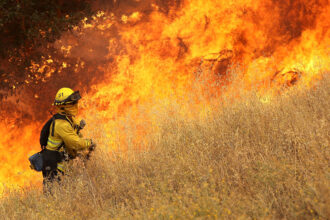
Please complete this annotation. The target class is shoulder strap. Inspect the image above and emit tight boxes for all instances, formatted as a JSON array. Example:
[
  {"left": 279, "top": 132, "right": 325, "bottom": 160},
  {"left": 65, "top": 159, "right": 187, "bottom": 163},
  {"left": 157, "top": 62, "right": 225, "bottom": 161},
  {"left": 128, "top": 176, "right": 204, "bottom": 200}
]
[
  {"left": 51, "top": 114, "right": 72, "bottom": 137},
  {"left": 50, "top": 114, "right": 73, "bottom": 151}
]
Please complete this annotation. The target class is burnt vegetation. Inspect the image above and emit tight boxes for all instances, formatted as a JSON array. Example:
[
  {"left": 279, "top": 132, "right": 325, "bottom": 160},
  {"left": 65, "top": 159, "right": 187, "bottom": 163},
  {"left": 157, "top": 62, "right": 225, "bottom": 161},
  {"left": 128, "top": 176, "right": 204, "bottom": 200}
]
[{"left": 0, "top": 0, "right": 95, "bottom": 94}]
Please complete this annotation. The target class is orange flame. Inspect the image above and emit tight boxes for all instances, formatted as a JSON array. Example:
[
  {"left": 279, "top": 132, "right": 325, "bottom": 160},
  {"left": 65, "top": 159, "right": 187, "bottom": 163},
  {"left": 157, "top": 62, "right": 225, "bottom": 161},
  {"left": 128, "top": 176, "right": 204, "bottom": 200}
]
[{"left": 1, "top": 0, "right": 329, "bottom": 189}]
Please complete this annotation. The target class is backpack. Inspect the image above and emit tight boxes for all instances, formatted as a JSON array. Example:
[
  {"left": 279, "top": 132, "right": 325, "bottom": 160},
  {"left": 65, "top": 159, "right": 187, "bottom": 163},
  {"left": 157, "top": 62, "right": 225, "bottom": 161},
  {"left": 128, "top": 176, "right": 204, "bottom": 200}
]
[
  {"left": 39, "top": 114, "right": 71, "bottom": 149},
  {"left": 29, "top": 114, "right": 71, "bottom": 172}
]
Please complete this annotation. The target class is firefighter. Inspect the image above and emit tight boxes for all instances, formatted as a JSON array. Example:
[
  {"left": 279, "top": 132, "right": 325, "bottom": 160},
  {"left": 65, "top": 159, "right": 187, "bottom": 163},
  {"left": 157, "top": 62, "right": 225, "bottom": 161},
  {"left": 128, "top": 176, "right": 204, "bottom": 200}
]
[{"left": 42, "top": 87, "right": 95, "bottom": 190}]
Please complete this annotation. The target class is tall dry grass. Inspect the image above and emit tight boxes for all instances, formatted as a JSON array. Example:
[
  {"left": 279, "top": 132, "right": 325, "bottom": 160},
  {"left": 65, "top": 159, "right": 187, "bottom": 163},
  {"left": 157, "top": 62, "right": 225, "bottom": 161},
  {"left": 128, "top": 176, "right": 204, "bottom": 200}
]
[{"left": 1, "top": 77, "right": 329, "bottom": 219}]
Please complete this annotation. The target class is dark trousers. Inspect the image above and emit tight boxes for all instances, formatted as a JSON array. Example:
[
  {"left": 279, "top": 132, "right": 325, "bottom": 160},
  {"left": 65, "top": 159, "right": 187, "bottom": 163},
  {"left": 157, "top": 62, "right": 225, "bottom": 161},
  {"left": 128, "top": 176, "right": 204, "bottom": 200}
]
[{"left": 41, "top": 149, "right": 63, "bottom": 192}]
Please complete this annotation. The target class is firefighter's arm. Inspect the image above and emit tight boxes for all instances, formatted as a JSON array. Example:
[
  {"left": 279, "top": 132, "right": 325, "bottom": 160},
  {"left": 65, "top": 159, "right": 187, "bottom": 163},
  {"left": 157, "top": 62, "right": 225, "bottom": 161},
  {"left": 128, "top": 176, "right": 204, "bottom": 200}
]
[{"left": 57, "top": 121, "right": 92, "bottom": 151}]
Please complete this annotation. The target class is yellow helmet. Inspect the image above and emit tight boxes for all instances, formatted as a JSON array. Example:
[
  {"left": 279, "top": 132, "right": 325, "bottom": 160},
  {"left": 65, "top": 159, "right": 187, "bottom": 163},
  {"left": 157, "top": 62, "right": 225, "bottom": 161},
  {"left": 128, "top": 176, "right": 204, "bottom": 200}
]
[{"left": 54, "top": 88, "right": 81, "bottom": 106}]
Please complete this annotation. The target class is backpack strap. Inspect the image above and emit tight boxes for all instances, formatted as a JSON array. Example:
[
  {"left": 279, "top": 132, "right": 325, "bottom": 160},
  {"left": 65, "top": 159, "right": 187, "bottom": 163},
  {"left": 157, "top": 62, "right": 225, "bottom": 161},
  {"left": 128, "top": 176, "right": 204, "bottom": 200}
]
[
  {"left": 50, "top": 114, "right": 73, "bottom": 151},
  {"left": 50, "top": 113, "right": 73, "bottom": 137},
  {"left": 51, "top": 117, "right": 56, "bottom": 137}
]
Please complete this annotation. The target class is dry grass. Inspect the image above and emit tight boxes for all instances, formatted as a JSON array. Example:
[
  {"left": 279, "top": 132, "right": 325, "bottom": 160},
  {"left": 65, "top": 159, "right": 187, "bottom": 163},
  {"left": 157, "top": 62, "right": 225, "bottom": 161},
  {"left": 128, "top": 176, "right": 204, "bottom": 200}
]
[{"left": 1, "top": 78, "right": 329, "bottom": 219}]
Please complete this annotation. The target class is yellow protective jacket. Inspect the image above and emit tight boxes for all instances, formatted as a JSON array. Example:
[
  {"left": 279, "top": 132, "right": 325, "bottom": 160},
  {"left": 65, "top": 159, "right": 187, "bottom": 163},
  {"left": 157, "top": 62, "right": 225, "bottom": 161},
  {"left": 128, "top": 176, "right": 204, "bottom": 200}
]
[{"left": 46, "top": 115, "right": 91, "bottom": 156}]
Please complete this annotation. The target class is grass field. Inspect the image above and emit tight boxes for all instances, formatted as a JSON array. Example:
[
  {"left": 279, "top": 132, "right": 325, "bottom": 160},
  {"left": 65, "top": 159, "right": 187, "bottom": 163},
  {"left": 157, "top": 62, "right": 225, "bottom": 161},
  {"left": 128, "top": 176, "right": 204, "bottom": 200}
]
[{"left": 1, "top": 77, "right": 329, "bottom": 219}]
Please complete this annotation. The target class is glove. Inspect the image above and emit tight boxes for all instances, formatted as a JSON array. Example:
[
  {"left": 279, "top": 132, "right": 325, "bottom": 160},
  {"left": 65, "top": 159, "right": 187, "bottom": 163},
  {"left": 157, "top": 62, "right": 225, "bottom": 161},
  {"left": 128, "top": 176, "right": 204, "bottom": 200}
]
[
  {"left": 85, "top": 140, "right": 96, "bottom": 160},
  {"left": 88, "top": 139, "right": 96, "bottom": 152}
]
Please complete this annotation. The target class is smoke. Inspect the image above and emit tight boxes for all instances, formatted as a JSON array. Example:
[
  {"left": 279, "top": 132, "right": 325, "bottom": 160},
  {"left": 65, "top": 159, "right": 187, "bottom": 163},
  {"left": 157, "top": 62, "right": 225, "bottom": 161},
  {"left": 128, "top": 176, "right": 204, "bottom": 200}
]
[
  {"left": 93, "top": 0, "right": 182, "bottom": 14},
  {"left": 233, "top": 0, "right": 327, "bottom": 57}
]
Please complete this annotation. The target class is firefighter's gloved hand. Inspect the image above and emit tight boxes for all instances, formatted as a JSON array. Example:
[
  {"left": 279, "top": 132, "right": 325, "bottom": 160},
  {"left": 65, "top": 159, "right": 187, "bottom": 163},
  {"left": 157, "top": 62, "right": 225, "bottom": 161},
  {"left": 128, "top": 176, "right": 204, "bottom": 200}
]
[{"left": 89, "top": 139, "right": 96, "bottom": 152}]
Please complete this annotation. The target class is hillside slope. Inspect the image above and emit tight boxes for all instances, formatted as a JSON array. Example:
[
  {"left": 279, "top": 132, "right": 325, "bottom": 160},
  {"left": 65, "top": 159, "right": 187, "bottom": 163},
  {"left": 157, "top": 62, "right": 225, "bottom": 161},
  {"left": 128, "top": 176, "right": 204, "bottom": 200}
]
[{"left": 1, "top": 78, "right": 329, "bottom": 219}]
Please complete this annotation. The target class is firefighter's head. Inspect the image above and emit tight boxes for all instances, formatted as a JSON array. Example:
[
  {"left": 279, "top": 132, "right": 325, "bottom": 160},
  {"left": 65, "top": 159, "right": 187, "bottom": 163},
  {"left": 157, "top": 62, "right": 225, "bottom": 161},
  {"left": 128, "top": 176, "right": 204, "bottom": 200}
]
[{"left": 54, "top": 88, "right": 81, "bottom": 116}]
